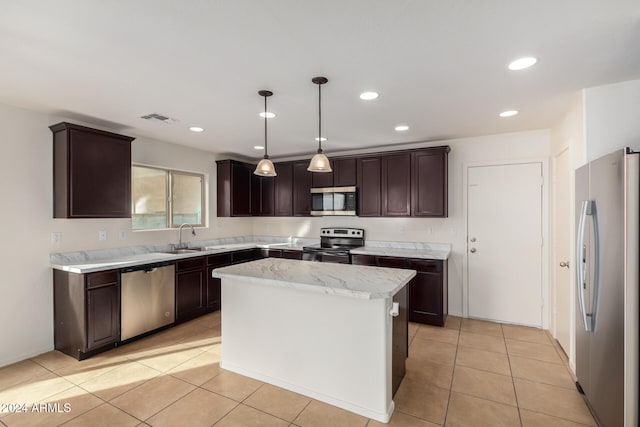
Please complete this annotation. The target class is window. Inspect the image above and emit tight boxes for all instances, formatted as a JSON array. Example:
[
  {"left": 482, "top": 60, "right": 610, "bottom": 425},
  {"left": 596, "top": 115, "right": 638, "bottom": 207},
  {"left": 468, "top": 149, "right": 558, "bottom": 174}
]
[{"left": 132, "top": 165, "right": 205, "bottom": 230}]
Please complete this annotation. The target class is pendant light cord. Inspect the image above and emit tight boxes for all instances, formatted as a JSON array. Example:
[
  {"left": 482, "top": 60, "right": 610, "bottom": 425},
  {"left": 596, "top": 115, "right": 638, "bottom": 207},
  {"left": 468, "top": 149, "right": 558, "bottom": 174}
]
[
  {"left": 318, "top": 82, "right": 322, "bottom": 153},
  {"left": 264, "top": 94, "right": 268, "bottom": 158}
]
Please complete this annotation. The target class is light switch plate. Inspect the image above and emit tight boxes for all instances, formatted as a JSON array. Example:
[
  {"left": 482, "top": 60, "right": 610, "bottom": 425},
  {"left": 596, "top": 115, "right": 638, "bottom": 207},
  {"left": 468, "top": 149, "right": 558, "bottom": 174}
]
[
  {"left": 118, "top": 229, "right": 127, "bottom": 240},
  {"left": 98, "top": 230, "right": 107, "bottom": 241},
  {"left": 51, "top": 232, "right": 62, "bottom": 244}
]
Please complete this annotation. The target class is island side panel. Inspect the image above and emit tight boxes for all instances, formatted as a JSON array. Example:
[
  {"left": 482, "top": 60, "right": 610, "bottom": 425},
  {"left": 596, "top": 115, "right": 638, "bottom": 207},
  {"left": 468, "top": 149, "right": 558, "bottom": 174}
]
[{"left": 220, "top": 278, "right": 394, "bottom": 422}]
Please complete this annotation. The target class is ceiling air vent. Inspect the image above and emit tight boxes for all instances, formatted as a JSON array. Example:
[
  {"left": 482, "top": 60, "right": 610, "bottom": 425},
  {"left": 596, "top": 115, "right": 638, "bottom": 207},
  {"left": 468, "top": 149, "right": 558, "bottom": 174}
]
[{"left": 140, "top": 113, "right": 177, "bottom": 124}]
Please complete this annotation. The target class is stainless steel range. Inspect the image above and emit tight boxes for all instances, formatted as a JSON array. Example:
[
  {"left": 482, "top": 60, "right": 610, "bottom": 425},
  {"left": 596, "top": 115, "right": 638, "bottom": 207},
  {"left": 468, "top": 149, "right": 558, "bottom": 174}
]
[{"left": 302, "top": 227, "right": 364, "bottom": 264}]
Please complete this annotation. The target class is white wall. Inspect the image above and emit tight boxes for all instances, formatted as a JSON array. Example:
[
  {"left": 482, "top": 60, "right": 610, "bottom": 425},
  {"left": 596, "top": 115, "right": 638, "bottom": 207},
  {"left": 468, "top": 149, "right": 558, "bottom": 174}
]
[
  {"left": 0, "top": 102, "right": 252, "bottom": 367},
  {"left": 584, "top": 79, "right": 640, "bottom": 160},
  {"left": 253, "top": 130, "right": 551, "bottom": 317}
]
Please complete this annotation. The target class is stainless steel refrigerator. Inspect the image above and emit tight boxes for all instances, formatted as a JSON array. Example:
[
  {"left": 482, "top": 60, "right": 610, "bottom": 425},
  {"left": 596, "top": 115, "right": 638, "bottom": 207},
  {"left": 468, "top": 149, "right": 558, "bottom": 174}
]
[{"left": 575, "top": 148, "right": 639, "bottom": 427}]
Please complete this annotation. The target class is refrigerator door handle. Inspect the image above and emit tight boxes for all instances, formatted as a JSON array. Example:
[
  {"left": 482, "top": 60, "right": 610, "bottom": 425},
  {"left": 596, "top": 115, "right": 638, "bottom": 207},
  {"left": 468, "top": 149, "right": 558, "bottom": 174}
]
[
  {"left": 586, "top": 201, "right": 600, "bottom": 331},
  {"left": 576, "top": 200, "right": 590, "bottom": 331}
]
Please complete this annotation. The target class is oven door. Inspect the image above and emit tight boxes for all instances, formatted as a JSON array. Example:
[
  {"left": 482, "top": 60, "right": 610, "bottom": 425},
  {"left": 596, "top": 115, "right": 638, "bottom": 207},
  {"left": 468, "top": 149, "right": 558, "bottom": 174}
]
[{"left": 302, "top": 250, "right": 351, "bottom": 264}]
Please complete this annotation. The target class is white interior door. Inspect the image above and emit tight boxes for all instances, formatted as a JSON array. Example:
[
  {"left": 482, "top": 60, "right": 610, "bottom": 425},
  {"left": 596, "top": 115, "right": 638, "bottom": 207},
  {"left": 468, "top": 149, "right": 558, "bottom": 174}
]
[
  {"left": 553, "top": 149, "right": 572, "bottom": 353},
  {"left": 467, "top": 162, "right": 543, "bottom": 327}
]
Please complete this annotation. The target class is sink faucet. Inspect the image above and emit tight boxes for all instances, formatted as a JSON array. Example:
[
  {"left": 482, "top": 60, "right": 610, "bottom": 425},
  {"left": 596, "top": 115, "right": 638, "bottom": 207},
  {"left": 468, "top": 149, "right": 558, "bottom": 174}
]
[{"left": 177, "top": 223, "right": 196, "bottom": 249}]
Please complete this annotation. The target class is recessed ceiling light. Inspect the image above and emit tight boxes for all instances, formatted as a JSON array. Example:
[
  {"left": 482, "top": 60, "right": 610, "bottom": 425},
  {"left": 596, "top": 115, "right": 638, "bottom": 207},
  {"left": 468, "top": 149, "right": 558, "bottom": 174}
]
[
  {"left": 253, "top": 145, "right": 264, "bottom": 150},
  {"left": 499, "top": 110, "right": 519, "bottom": 117},
  {"left": 189, "top": 126, "right": 204, "bottom": 132},
  {"left": 359, "top": 92, "right": 379, "bottom": 100},
  {"left": 394, "top": 125, "right": 410, "bottom": 131},
  {"left": 259, "top": 112, "right": 276, "bottom": 118},
  {"left": 508, "top": 57, "right": 537, "bottom": 71},
  {"left": 315, "top": 137, "right": 327, "bottom": 142}
]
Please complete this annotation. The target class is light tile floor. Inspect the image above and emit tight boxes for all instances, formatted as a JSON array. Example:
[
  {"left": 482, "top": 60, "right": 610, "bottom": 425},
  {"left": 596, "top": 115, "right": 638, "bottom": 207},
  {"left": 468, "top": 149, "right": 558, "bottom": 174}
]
[{"left": 0, "top": 312, "right": 596, "bottom": 426}]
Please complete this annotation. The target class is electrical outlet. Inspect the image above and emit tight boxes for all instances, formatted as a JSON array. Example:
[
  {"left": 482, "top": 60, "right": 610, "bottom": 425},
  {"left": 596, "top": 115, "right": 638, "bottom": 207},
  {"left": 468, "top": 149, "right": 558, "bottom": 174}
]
[
  {"left": 118, "top": 229, "right": 127, "bottom": 240},
  {"left": 51, "top": 232, "right": 62, "bottom": 244},
  {"left": 98, "top": 230, "right": 107, "bottom": 241}
]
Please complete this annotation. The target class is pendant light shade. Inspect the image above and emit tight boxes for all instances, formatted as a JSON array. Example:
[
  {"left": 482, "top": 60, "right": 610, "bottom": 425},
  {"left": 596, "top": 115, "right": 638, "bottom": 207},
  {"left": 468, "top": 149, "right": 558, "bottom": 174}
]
[
  {"left": 308, "top": 77, "right": 332, "bottom": 173},
  {"left": 254, "top": 90, "right": 277, "bottom": 177}
]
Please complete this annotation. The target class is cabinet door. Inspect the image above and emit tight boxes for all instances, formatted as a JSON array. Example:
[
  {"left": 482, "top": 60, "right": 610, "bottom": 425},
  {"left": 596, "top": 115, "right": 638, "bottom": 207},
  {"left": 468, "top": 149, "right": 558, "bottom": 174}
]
[
  {"left": 86, "top": 284, "right": 120, "bottom": 349},
  {"left": 274, "top": 163, "right": 293, "bottom": 216},
  {"left": 176, "top": 270, "right": 206, "bottom": 321},
  {"left": 260, "top": 176, "right": 275, "bottom": 215},
  {"left": 333, "top": 158, "right": 357, "bottom": 186},
  {"left": 206, "top": 268, "right": 221, "bottom": 310},
  {"left": 292, "top": 162, "right": 312, "bottom": 216},
  {"left": 231, "top": 162, "right": 252, "bottom": 216},
  {"left": 382, "top": 153, "right": 411, "bottom": 216},
  {"left": 411, "top": 148, "right": 448, "bottom": 217},
  {"left": 311, "top": 160, "right": 334, "bottom": 188},
  {"left": 409, "top": 271, "right": 443, "bottom": 326},
  {"left": 67, "top": 128, "right": 132, "bottom": 218},
  {"left": 357, "top": 157, "right": 382, "bottom": 217}
]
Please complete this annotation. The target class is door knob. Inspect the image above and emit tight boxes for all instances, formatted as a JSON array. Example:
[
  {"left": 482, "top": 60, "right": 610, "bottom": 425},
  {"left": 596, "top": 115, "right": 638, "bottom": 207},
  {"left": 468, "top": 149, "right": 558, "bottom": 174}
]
[
  {"left": 470, "top": 248, "right": 477, "bottom": 253},
  {"left": 559, "top": 261, "right": 570, "bottom": 268}
]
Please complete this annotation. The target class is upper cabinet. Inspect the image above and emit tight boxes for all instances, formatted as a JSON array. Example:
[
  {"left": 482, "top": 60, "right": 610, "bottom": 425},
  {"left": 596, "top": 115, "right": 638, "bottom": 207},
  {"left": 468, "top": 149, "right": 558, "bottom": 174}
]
[
  {"left": 292, "top": 161, "right": 312, "bottom": 216},
  {"left": 216, "top": 145, "right": 449, "bottom": 218},
  {"left": 50, "top": 122, "right": 134, "bottom": 218},
  {"left": 311, "top": 158, "right": 357, "bottom": 188},
  {"left": 217, "top": 160, "right": 252, "bottom": 217},
  {"left": 411, "top": 147, "right": 449, "bottom": 217}
]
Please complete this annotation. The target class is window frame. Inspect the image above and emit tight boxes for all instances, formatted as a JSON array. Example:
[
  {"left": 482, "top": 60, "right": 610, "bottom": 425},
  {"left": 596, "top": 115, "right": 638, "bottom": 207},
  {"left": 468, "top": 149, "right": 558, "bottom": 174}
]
[{"left": 132, "top": 164, "right": 206, "bottom": 230}]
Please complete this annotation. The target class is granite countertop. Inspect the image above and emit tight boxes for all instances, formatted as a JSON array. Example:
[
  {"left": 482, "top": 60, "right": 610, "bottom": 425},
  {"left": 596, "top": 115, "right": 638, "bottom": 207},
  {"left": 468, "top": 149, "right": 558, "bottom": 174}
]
[
  {"left": 351, "top": 242, "right": 451, "bottom": 260},
  {"left": 212, "top": 258, "right": 416, "bottom": 300},
  {"left": 50, "top": 237, "right": 450, "bottom": 274},
  {"left": 50, "top": 238, "right": 314, "bottom": 274}
]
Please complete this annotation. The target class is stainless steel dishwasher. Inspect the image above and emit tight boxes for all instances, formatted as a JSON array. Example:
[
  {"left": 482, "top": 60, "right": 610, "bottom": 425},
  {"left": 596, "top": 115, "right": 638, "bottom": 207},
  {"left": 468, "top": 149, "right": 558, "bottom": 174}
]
[{"left": 120, "top": 261, "right": 175, "bottom": 341}]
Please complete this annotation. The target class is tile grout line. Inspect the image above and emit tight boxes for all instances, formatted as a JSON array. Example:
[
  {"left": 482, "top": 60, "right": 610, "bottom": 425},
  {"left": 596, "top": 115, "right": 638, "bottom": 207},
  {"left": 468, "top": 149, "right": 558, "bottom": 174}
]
[
  {"left": 291, "top": 398, "right": 313, "bottom": 426},
  {"left": 442, "top": 318, "right": 462, "bottom": 426},
  {"left": 501, "top": 324, "right": 524, "bottom": 427}
]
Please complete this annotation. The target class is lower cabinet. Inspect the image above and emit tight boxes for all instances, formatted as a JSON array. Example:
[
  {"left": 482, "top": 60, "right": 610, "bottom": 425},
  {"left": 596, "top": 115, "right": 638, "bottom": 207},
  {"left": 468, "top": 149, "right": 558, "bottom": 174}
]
[
  {"left": 351, "top": 254, "right": 448, "bottom": 326},
  {"left": 53, "top": 269, "right": 121, "bottom": 360},
  {"left": 207, "top": 253, "right": 232, "bottom": 311},
  {"left": 260, "top": 248, "right": 303, "bottom": 260},
  {"left": 176, "top": 257, "right": 207, "bottom": 322}
]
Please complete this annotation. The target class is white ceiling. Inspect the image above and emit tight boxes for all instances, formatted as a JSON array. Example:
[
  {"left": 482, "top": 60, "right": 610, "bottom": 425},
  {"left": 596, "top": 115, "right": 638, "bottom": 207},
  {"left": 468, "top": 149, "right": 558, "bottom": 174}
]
[{"left": 1, "top": 1, "right": 639, "bottom": 160}]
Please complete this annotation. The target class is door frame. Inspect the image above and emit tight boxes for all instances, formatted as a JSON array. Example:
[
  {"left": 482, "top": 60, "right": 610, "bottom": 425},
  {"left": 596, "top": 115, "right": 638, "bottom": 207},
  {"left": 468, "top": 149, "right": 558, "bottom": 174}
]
[
  {"left": 462, "top": 158, "right": 550, "bottom": 329},
  {"left": 550, "top": 146, "right": 574, "bottom": 361}
]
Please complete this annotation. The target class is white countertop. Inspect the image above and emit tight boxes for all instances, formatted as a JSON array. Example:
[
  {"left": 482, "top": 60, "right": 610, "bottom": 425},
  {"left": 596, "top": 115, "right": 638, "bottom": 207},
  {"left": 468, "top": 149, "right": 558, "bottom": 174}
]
[
  {"left": 212, "top": 258, "right": 416, "bottom": 300},
  {"left": 350, "top": 245, "right": 450, "bottom": 260},
  {"left": 50, "top": 241, "right": 309, "bottom": 274}
]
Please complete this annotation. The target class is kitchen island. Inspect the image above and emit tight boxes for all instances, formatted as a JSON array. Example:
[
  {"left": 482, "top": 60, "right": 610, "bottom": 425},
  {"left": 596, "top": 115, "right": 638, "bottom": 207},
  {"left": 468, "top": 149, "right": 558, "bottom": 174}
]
[{"left": 212, "top": 258, "right": 415, "bottom": 423}]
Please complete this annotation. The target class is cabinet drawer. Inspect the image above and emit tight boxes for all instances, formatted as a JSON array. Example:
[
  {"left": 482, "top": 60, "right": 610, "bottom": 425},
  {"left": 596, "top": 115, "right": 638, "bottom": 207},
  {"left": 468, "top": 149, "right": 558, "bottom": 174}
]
[
  {"left": 86, "top": 270, "right": 118, "bottom": 289},
  {"left": 232, "top": 249, "right": 258, "bottom": 264},
  {"left": 207, "top": 253, "right": 232, "bottom": 267},
  {"left": 261, "top": 249, "right": 282, "bottom": 258},
  {"left": 282, "top": 250, "right": 302, "bottom": 260},
  {"left": 408, "top": 259, "right": 442, "bottom": 273},
  {"left": 377, "top": 256, "right": 408, "bottom": 269},
  {"left": 176, "top": 256, "right": 206, "bottom": 272},
  {"left": 351, "top": 254, "right": 377, "bottom": 266}
]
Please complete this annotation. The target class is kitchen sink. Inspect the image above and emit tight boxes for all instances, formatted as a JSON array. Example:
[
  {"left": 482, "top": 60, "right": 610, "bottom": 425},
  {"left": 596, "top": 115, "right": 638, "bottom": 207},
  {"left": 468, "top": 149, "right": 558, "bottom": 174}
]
[{"left": 161, "top": 248, "right": 203, "bottom": 254}]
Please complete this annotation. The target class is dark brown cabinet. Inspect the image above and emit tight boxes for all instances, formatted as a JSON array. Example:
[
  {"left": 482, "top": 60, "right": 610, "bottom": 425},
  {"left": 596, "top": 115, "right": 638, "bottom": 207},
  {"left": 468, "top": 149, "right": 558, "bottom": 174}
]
[
  {"left": 251, "top": 174, "right": 275, "bottom": 216},
  {"left": 382, "top": 153, "right": 411, "bottom": 216},
  {"left": 53, "top": 269, "right": 121, "bottom": 360},
  {"left": 207, "top": 253, "right": 232, "bottom": 311},
  {"left": 274, "top": 163, "right": 293, "bottom": 216},
  {"left": 357, "top": 156, "right": 382, "bottom": 216},
  {"left": 292, "top": 162, "right": 312, "bottom": 216},
  {"left": 217, "top": 160, "right": 252, "bottom": 217},
  {"left": 351, "top": 254, "right": 448, "bottom": 326},
  {"left": 176, "top": 257, "right": 207, "bottom": 322},
  {"left": 260, "top": 248, "right": 303, "bottom": 260},
  {"left": 50, "top": 122, "right": 134, "bottom": 218},
  {"left": 411, "top": 147, "right": 449, "bottom": 217},
  {"left": 310, "top": 158, "right": 357, "bottom": 188},
  {"left": 218, "top": 145, "right": 447, "bottom": 218}
]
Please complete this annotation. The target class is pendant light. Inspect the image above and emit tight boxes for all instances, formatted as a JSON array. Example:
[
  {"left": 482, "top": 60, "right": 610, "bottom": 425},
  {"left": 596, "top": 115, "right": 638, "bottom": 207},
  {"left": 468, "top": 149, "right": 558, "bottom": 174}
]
[
  {"left": 254, "top": 90, "right": 277, "bottom": 177},
  {"left": 307, "top": 77, "right": 332, "bottom": 172}
]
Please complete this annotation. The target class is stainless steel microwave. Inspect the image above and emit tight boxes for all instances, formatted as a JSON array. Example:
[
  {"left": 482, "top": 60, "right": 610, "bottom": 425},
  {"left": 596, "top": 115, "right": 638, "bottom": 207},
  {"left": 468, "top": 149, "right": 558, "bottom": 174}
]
[{"left": 310, "top": 186, "right": 357, "bottom": 216}]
